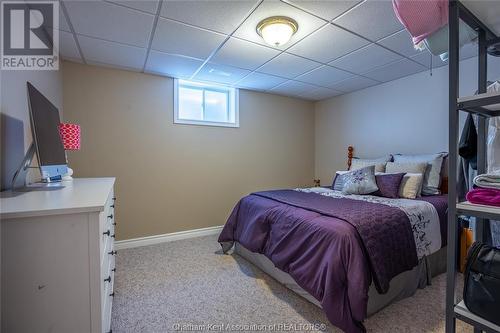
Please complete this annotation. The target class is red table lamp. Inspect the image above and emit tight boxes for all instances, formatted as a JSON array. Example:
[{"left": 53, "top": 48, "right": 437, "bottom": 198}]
[{"left": 59, "top": 123, "right": 81, "bottom": 180}]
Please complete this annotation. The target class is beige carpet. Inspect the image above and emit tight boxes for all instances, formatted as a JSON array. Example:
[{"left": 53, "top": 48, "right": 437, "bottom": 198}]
[{"left": 111, "top": 234, "right": 471, "bottom": 332}]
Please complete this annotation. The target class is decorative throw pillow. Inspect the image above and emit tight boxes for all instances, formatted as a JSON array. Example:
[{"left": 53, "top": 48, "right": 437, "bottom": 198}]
[
  {"left": 372, "top": 173, "right": 405, "bottom": 198},
  {"left": 342, "top": 166, "right": 379, "bottom": 195},
  {"left": 385, "top": 161, "right": 427, "bottom": 174},
  {"left": 393, "top": 153, "right": 447, "bottom": 195},
  {"left": 351, "top": 159, "right": 387, "bottom": 173},
  {"left": 332, "top": 171, "right": 348, "bottom": 191},
  {"left": 398, "top": 173, "right": 424, "bottom": 199}
]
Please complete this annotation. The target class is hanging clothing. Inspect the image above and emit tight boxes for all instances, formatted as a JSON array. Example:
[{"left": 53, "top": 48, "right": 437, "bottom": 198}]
[
  {"left": 487, "top": 81, "right": 500, "bottom": 174},
  {"left": 392, "top": 0, "right": 448, "bottom": 46},
  {"left": 458, "top": 114, "right": 478, "bottom": 201},
  {"left": 459, "top": 113, "right": 478, "bottom": 169}
]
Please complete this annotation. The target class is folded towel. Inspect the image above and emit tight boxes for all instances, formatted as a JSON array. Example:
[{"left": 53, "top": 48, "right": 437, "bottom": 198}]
[
  {"left": 473, "top": 172, "right": 500, "bottom": 190},
  {"left": 466, "top": 188, "right": 500, "bottom": 207}
]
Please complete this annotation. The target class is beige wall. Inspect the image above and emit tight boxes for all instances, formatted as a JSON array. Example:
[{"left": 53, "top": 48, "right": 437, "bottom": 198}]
[
  {"left": 62, "top": 61, "right": 315, "bottom": 240},
  {"left": 315, "top": 55, "right": 500, "bottom": 186}
]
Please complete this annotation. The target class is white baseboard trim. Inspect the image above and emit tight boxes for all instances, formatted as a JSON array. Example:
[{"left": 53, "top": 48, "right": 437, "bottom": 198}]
[{"left": 115, "top": 225, "right": 223, "bottom": 250}]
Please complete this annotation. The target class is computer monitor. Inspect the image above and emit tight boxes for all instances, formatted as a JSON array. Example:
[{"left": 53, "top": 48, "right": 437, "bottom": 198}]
[{"left": 27, "top": 82, "right": 68, "bottom": 181}]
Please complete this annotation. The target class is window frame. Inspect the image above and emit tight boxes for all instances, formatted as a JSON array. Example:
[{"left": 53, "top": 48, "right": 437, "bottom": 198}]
[{"left": 173, "top": 79, "right": 239, "bottom": 128}]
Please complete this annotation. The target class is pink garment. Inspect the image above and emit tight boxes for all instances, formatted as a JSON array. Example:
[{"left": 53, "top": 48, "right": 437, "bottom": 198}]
[
  {"left": 466, "top": 188, "right": 500, "bottom": 207},
  {"left": 392, "top": 0, "right": 448, "bottom": 45}
]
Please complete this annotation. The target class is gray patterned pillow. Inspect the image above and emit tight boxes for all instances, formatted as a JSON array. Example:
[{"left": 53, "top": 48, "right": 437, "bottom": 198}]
[
  {"left": 393, "top": 153, "right": 447, "bottom": 195},
  {"left": 350, "top": 159, "right": 387, "bottom": 173},
  {"left": 342, "top": 166, "right": 379, "bottom": 195}
]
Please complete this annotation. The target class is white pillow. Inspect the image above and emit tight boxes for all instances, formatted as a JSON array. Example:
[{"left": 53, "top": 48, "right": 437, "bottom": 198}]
[
  {"left": 393, "top": 153, "right": 447, "bottom": 195},
  {"left": 398, "top": 173, "right": 424, "bottom": 199},
  {"left": 351, "top": 159, "right": 387, "bottom": 173},
  {"left": 385, "top": 161, "right": 427, "bottom": 174}
]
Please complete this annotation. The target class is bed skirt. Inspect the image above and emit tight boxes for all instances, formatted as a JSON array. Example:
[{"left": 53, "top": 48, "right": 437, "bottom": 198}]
[{"left": 234, "top": 242, "right": 447, "bottom": 316}]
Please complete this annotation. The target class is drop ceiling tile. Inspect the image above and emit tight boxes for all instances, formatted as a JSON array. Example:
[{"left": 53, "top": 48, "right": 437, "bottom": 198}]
[
  {"left": 287, "top": 0, "right": 362, "bottom": 21},
  {"left": 233, "top": 0, "right": 326, "bottom": 50},
  {"left": 145, "top": 51, "right": 204, "bottom": 79},
  {"left": 194, "top": 63, "right": 251, "bottom": 85},
  {"left": 270, "top": 80, "right": 317, "bottom": 96},
  {"left": 160, "top": 0, "right": 258, "bottom": 34},
  {"left": 328, "top": 75, "right": 379, "bottom": 93},
  {"left": 460, "top": 42, "right": 478, "bottom": 60},
  {"left": 59, "top": 7, "right": 71, "bottom": 32},
  {"left": 333, "top": 0, "right": 403, "bottom": 41},
  {"left": 258, "top": 53, "right": 321, "bottom": 79},
  {"left": 107, "top": 0, "right": 159, "bottom": 14},
  {"left": 44, "top": 3, "right": 70, "bottom": 32},
  {"left": 78, "top": 35, "right": 147, "bottom": 70},
  {"left": 237, "top": 72, "right": 288, "bottom": 91},
  {"left": 211, "top": 38, "right": 280, "bottom": 70},
  {"left": 58, "top": 31, "right": 80, "bottom": 60},
  {"left": 410, "top": 52, "right": 447, "bottom": 69},
  {"left": 287, "top": 24, "right": 370, "bottom": 63},
  {"left": 329, "top": 43, "right": 402, "bottom": 74},
  {"left": 64, "top": 1, "right": 155, "bottom": 47},
  {"left": 363, "top": 58, "right": 427, "bottom": 82},
  {"left": 462, "top": 0, "right": 500, "bottom": 35},
  {"left": 298, "top": 87, "right": 343, "bottom": 101},
  {"left": 377, "top": 29, "right": 422, "bottom": 57},
  {"left": 152, "top": 18, "right": 226, "bottom": 59},
  {"left": 295, "top": 65, "right": 353, "bottom": 88}
]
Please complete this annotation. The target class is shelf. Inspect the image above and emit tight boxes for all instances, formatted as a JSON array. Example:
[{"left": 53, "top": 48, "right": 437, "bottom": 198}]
[
  {"left": 456, "top": 201, "right": 500, "bottom": 220},
  {"left": 457, "top": 92, "right": 500, "bottom": 117},
  {"left": 455, "top": 301, "right": 500, "bottom": 333}
]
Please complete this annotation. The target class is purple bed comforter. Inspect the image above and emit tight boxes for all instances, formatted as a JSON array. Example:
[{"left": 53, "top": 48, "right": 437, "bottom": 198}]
[{"left": 218, "top": 190, "right": 447, "bottom": 333}]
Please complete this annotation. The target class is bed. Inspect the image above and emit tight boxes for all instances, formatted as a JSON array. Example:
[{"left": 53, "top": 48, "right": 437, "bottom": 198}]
[{"left": 218, "top": 147, "right": 448, "bottom": 333}]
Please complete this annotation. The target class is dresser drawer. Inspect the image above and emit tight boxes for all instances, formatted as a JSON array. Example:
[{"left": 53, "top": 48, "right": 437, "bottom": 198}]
[
  {"left": 101, "top": 253, "right": 115, "bottom": 312},
  {"left": 102, "top": 276, "right": 114, "bottom": 333},
  {"left": 101, "top": 234, "right": 115, "bottom": 281}
]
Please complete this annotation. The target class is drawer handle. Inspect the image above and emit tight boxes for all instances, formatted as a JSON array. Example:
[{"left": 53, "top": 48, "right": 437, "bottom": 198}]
[
  {"left": 107, "top": 214, "right": 113, "bottom": 219},
  {"left": 112, "top": 197, "right": 116, "bottom": 201},
  {"left": 112, "top": 268, "right": 116, "bottom": 272},
  {"left": 107, "top": 330, "right": 112, "bottom": 333},
  {"left": 109, "top": 292, "right": 115, "bottom": 297},
  {"left": 111, "top": 234, "right": 116, "bottom": 238},
  {"left": 113, "top": 222, "right": 117, "bottom": 226},
  {"left": 103, "top": 230, "right": 110, "bottom": 236},
  {"left": 104, "top": 276, "right": 111, "bottom": 283},
  {"left": 108, "top": 250, "right": 117, "bottom": 256},
  {"left": 110, "top": 204, "right": 115, "bottom": 208}
]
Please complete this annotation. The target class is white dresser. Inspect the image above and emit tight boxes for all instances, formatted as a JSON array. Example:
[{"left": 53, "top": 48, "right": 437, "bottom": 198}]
[{"left": 0, "top": 178, "right": 116, "bottom": 333}]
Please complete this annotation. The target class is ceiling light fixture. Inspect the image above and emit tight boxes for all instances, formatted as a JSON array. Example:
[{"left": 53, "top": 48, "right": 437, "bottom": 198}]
[{"left": 256, "top": 16, "right": 298, "bottom": 47}]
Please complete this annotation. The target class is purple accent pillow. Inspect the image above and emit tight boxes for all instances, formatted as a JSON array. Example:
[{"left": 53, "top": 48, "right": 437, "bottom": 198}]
[{"left": 372, "top": 173, "right": 405, "bottom": 198}]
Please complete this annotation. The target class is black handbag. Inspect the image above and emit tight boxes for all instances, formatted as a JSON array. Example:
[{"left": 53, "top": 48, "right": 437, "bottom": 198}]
[{"left": 463, "top": 241, "right": 500, "bottom": 326}]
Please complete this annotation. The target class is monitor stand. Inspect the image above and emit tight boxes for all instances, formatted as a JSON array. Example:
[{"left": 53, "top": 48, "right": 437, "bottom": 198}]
[{"left": 11, "top": 143, "right": 65, "bottom": 191}]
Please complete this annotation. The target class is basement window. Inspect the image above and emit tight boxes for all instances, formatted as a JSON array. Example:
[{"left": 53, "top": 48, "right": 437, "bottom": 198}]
[{"left": 174, "top": 79, "right": 239, "bottom": 128}]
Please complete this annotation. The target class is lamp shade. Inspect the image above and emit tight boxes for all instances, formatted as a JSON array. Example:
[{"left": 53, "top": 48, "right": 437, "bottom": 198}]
[{"left": 58, "top": 123, "right": 81, "bottom": 150}]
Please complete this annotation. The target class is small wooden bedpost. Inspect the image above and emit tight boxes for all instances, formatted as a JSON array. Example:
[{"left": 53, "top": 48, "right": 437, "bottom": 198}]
[{"left": 347, "top": 146, "right": 353, "bottom": 170}]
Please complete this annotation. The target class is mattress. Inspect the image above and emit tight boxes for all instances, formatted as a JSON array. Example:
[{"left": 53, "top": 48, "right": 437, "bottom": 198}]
[{"left": 234, "top": 242, "right": 447, "bottom": 317}]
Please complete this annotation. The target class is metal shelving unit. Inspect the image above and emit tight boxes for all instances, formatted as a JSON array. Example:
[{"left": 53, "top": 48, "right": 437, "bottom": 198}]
[{"left": 446, "top": 1, "right": 500, "bottom": 333}]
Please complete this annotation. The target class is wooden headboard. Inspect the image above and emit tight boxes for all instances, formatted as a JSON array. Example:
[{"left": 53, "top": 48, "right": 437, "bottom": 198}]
[{"left": 346, "top": 146, "right": 448, "bottom": 195}]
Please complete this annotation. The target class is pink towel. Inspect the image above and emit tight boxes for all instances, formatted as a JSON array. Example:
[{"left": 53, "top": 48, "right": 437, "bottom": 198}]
[
  {"left": 466, "top": 188, "right": 500, "bottom": 207},
  {"left": 392, "top": 0, "right": 448, "bottom": 45}
]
